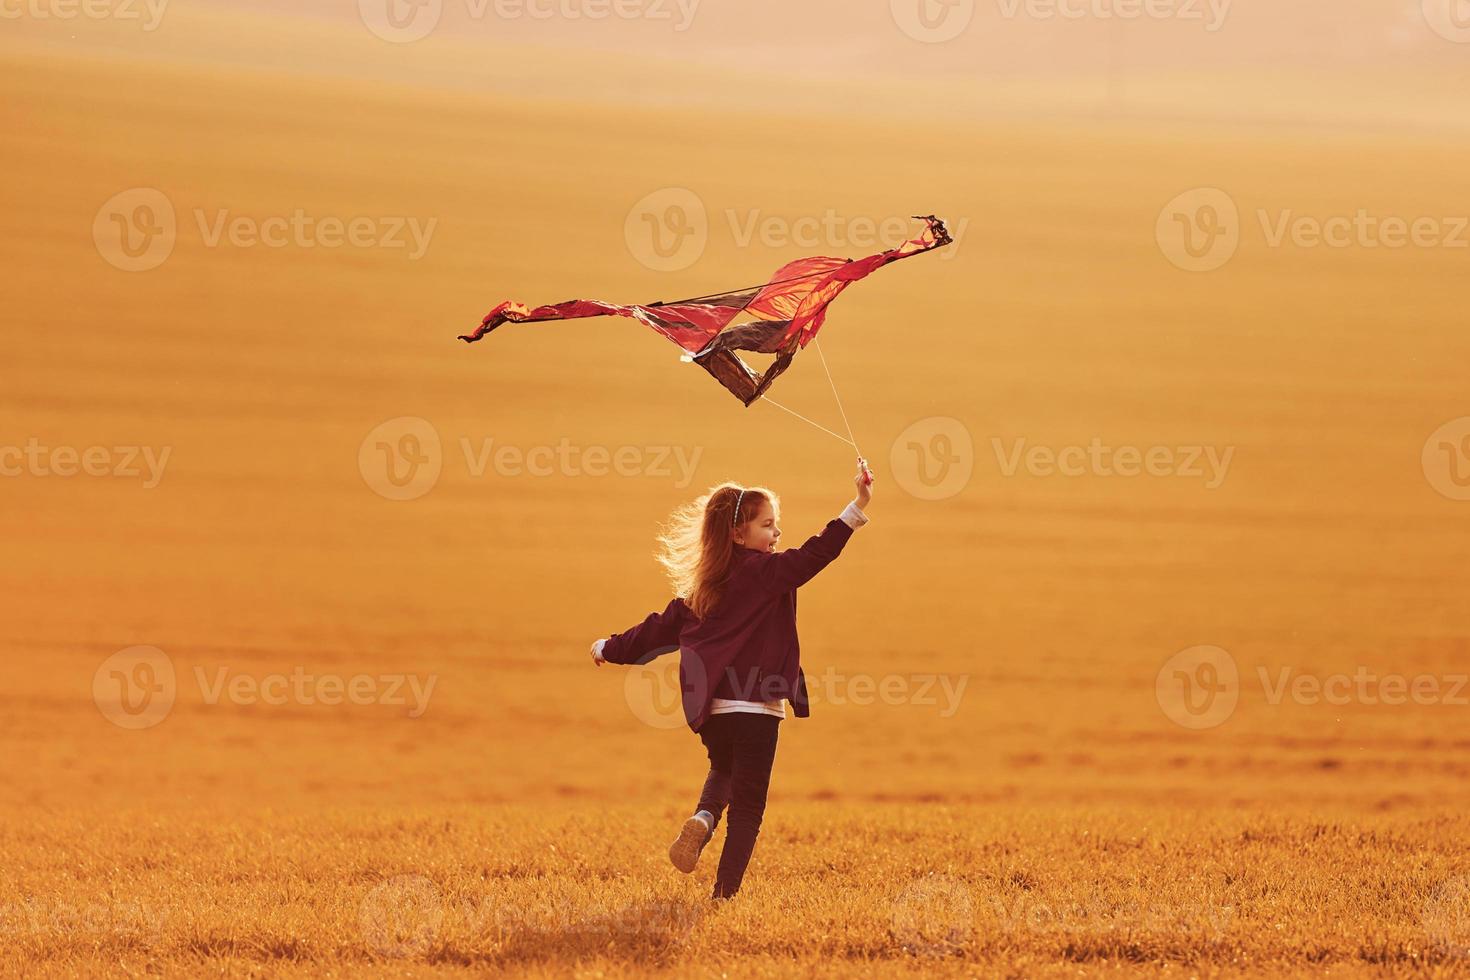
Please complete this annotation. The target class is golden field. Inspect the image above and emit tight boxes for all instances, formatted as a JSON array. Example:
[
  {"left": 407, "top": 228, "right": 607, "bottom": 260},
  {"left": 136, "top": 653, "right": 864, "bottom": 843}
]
[{"left": 3, "top": 2, "right": 1470, "bottom": 974}]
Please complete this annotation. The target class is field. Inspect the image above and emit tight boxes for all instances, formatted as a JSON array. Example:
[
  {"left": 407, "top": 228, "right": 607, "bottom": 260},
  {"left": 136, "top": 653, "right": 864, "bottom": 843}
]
[
  {"left": 9, "top": 806, "right": 1470, "bottom": 977},
  {"left": 3, "top": 2, "right": 1470, "bottom": 975}
]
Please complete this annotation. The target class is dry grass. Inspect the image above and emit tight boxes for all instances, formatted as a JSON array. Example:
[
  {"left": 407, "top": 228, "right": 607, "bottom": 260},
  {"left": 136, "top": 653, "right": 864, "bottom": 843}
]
[{"left": 8, "top": 805, "right": 1470, "bottom": 978}]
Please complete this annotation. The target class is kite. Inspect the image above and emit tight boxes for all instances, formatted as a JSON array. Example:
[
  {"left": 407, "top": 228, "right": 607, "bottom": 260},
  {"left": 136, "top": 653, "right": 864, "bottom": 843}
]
[{"left": 459, "top": 214, "right": 952, "bottom": 406}]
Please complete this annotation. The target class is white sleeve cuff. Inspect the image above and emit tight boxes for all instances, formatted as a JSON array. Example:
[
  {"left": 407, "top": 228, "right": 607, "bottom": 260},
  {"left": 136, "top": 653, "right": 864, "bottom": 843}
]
[
  {"left": 593, "top": 638, "right": 608, "bottom": 663},
  {"left": 839, "top": 500, "right": 870, "bottom": 529}
]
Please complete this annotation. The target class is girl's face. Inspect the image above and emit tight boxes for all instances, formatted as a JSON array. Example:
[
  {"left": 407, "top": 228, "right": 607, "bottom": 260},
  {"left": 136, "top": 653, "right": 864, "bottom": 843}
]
[{"left": 733, "top": 499, "right": 781, "bottom": 552}]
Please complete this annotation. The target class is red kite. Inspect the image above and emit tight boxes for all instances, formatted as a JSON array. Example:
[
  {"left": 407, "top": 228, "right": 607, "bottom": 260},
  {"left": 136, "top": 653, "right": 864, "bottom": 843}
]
[{"left": 459, "top": 215, "right": 952, "bottom": 405}]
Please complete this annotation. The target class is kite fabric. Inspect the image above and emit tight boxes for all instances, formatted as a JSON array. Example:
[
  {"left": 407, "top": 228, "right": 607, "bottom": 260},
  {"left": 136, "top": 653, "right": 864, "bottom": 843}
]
[{"left": 458, "top": 214, "right": 953, "bottom": 406}]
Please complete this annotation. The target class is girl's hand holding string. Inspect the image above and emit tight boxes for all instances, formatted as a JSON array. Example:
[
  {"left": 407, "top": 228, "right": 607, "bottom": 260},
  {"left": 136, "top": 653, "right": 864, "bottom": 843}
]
[
  {"left": 589, "top": 639, "right": 606, "bottom": 667},
  {"left": 854, "top": 456, "right": 874, "bottom": 510}
]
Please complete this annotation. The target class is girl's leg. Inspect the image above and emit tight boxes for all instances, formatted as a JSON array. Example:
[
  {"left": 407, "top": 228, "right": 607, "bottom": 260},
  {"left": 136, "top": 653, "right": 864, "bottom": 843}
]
[
  {"left": 671, "top": 715, "right": 733, "bottom": 874},
  {"left": 711, "top": 714, "right": 780, "bottom": 899},
  {"left": 696, "top": 714, "right": 734, "bottom": 829}
]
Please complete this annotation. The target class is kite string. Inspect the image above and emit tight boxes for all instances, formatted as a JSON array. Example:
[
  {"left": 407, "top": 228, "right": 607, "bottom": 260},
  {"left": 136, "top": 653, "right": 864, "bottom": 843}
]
[
  {"left": 758, "top": 395, "right": 857, "bottom": 450},
  {"left": 813, "top": 336, "right": 861, "bottom": 459},
  {"left": 758, "top": 336, "right": 865, "bottom": 461}
]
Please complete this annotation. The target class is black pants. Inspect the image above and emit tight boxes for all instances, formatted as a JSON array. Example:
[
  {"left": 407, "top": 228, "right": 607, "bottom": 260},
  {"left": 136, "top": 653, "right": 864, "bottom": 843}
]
[{"left": 694, "top": 712, "right": 781, "bottom": 899}]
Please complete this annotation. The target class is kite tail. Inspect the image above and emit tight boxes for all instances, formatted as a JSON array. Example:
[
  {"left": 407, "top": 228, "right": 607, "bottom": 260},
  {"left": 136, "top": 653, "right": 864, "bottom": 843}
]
[{"left": 458, "top": 301, "right": 523, "bottom": 343}]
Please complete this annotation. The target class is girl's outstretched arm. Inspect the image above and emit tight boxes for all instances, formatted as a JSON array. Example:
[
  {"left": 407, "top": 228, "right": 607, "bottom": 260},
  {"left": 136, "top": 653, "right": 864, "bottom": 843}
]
[
  {"left": 751, "top": 457, "right": 874, "bottom": 594},
  {"left": 596, "top": 597, "right": 688, "bottom": 666}
]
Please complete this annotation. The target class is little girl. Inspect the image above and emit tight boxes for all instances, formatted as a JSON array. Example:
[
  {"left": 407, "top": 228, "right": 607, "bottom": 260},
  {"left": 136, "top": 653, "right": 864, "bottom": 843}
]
[{"left": 589, "top": 457, "right": 874, "bottom": 900}]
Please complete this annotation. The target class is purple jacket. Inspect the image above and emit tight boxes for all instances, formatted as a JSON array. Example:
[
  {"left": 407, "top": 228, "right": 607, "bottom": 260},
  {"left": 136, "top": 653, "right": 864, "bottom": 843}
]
[{"left": 600, "top": 517, "right": 857, "bottom": 732}]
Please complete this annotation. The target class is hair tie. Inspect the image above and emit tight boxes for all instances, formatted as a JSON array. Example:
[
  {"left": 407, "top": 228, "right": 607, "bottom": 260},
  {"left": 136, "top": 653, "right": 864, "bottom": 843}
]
[{"left": 732, "top": 488, "right": 746, "bottom": 527}]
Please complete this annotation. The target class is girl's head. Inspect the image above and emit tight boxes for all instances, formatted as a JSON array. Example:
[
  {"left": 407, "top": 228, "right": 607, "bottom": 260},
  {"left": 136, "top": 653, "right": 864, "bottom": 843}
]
[{"left": 656, "top": 482, "right": 782, "bottom": 620}]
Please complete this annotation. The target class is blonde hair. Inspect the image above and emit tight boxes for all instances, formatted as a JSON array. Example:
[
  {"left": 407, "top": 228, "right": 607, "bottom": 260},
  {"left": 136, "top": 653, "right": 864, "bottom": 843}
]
[{"left": 656, "top": 482, "right": 780, "bottom": 621}]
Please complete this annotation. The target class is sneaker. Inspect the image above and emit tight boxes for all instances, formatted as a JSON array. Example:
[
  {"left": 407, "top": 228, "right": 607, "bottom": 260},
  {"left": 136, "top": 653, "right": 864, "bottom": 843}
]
[{"left": 668, "top": 812, "right": 713, "bottom": 874}]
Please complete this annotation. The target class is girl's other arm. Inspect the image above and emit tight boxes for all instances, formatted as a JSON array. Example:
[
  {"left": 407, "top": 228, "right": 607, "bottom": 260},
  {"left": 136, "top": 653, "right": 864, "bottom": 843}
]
[{"left": 597, "top": 597, "right": 688, "bottom": 666}]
